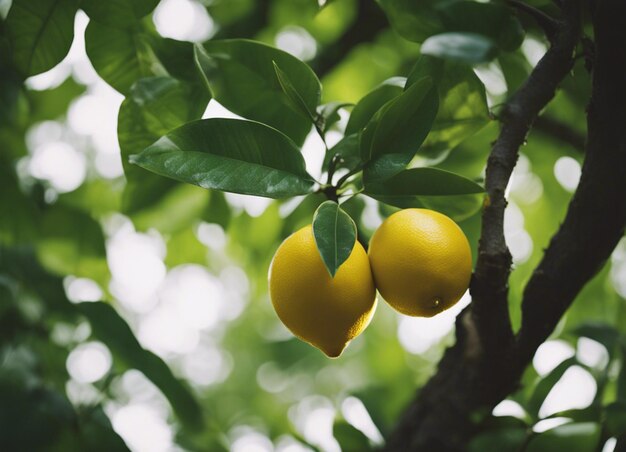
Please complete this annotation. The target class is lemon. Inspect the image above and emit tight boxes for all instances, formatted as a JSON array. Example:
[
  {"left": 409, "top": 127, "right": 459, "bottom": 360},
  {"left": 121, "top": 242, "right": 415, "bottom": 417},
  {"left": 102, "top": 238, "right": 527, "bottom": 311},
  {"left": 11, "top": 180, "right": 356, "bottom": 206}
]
[
  {"left": 269, "top": 225, "right": 377, "bottom": 357},
  {"left": 368, "top": 208, "right": 472, "bottom": 317}
]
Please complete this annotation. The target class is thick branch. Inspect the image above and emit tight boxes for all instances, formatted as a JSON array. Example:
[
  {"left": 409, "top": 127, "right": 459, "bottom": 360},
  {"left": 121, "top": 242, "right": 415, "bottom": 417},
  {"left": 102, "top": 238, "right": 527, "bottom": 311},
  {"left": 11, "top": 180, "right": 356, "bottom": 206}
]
[
  {"left": 517, "top": 0, "right": 626, "bottom": 362},
  {"left": 470, "top": 0, "right": 580, "bottom": 353}
]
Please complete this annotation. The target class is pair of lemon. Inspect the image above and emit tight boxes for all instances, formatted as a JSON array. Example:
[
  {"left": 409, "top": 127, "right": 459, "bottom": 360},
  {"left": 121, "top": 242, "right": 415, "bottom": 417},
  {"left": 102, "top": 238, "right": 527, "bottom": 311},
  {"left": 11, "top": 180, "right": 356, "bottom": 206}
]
[{"left": 268, "top": 208, "right": 473, "bottom": 357}]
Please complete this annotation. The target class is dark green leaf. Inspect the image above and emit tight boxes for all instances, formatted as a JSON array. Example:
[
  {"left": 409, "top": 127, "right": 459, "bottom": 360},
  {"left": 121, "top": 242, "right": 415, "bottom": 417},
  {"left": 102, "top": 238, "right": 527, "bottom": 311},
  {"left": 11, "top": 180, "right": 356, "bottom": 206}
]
[
  {"left": 26, "top": 77, "right": 86, "bottom": 122},
  {"left": 527, "top": 357, "right": 577, "bottom": 418},
  {"left": 605, "top": 402, "right": 626, "bottom": 437},
  {"left": 273, "top": 61, "right": 316, "bottom": 122},
  {"left": 78, "top": 302, "right": 204, "bottom": 431},
  {"left": 345, "top": 77, "right": 405, "bottom": 135},
  {"left": 6, "top": 0, "right": 79, "bottom": 76},
  {"left": 82, "top": 0, "right": 160, "bottom": 28},
  {"left": 364, "top": 168, "right": 484, "bottom": 221},
  {"left": 0, "top": 163, "right": 40, "bottom": 245},
  {"left": 421, "top": 32, "right": 498, "bottom": 65},
  {"left": 436, "top": 1, "right": 525, "bottom": 52},
  {"left": 406, "top": 55, "right": 489, "bottom": 158},
  {"left": 333, "top": 420, "right": 372, "bottom": 452},
  {"left": 364, "top": 167, "right": 484, "bottom": 196},
  {"left": 130, "top": 118, "right": 315, "bottom": 198},
  {"left": 118, "top": 76, "right": 209, "bottom": 214},
  {"left": 85, "top": 22, "right": 166, "bottom": 94},
  {"left": 468, "top": 428, "right": 527, "bottom": 452},
  {"left": 194, "top": 39, "right": 321, "bottom": 145},
  {"left": 361, "top": 77, "right": 438, "bottom": 180},
  {"left": 312, "top": 201, "right": 357, "bottom": 277},
  {"left": 525, "top": 422, "right": 600, "bottom": 452}
]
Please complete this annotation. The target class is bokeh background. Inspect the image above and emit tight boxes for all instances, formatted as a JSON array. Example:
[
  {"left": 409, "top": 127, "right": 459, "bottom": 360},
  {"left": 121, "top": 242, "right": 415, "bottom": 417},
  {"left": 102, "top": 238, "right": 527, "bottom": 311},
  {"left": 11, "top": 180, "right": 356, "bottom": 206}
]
[{"left": 1, "top": 0, "right": 625, "bottom": 451}]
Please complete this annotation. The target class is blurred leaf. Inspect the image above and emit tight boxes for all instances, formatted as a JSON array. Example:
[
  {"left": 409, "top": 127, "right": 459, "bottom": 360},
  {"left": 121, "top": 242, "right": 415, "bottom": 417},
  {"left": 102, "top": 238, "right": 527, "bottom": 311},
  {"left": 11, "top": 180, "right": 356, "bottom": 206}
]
[
  {"left": 85, "top": 22, "right": 166, "bottom": 94},
  {"left": 525, "top": 422, "right": 600, "bottom": 452},
  {"left": 376, "top": 0, "right": 444, "bottom": 43},
  {"left": 499, "top": 51, "right": 532, "bottom": 93},
  {"left": 468, "top": 427, "right": 527, "bottom": 452},
  {"left": 194, "top": 39, "right": 321, "bottom": 145},
  {"left": 361, "top": 77, "right": 439, "bottom": 180},
  {"left": 407, "top": 55, "right": 489, "bottom": 159},
  {"left": 312, "top": 201, "right": 357, "bottom": 277},
  {"left": 333, "top": 420, "right": 372, "bottom": 451},
  {"left": 345, "top": 77, "right": 405, "bottom": 136},
  {"left": 6, "top": 0, "right": 79, "bottom": 76},
  {"left": 527, "top": 357, "right": 577, "bottom": 418},
  {"left": 36, "top": 204, "right": 108, "bottom": 284},
  {"left": 273, "top": 61, "right": 316, "bottom": 122},
  {"left": 78, "top": 302, "right": 204, "bottom": 431},
  {"left": 436, "top": 1, "right": 524, "bottom": 52},
  {"left": 26, "top": 77, "right": 86, "bottom": 122},
  {"left": 605, "top": 402, "right": 626, "bottom": 437},
  {"left": 118, "top": 76, "right": 209, "bottom": 215},
  {"left": 82, "top": 0, "right": 160, "bottom": 28},
  {"left": 0, "top": 163, "right": 40, "bottom": 245},
  {"left": 571, "top": 322, "right": 620, "bottom": 356},
  {"left": 421, "top": 32, "right": 498, "bottom": 65},
  {"left": 130, "top": 118, "right": 315, "bottom": 198}
]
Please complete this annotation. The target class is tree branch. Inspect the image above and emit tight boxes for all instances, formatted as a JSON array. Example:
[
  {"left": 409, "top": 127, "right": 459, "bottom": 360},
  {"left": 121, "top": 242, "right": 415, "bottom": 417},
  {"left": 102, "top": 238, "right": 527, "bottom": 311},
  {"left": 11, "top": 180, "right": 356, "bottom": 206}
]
[
  {"left": 470, "top": 0, "right": 580, "bottom": 355},
  {"left": 506, "top": 0, "right": 560, "bottom": 43},
  {"left": 517, "top": 0, "right": 626, "bottom": 363},
  {"left": 384, "top": 2, "right": 582, "bottom": 450}
]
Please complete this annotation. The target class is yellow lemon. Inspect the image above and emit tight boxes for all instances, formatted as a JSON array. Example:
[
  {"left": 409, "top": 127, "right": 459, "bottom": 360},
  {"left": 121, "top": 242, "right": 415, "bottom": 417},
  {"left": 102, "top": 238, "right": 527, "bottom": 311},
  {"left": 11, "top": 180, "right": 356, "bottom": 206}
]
[
  {"left": 269, "top": 225, "right": 377, "bottom": 357},
  {"left": 368, "top": 209, "right": 472, "bottom": 317}
]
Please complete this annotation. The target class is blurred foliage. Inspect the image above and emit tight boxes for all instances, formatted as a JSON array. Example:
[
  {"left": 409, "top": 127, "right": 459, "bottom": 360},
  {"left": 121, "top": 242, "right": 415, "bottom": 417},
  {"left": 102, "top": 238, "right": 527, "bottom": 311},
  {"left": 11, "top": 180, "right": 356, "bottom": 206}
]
[{"left": 0, "top": 0, "right": 623, "bottom": 451}]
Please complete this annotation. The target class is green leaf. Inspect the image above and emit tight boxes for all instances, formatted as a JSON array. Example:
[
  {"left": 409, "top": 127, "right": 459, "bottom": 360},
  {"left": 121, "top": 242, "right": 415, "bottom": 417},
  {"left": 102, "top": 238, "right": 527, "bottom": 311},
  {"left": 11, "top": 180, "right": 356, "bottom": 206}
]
[
  {"left": 6, "top": 0, "right": 79, "bottom": 76},
  {"left": 78, "top": 302, "right": 204, "bottom": 431},
  {"left": 333, "top": 420, "right": 372, "bottom": 452},
  {"left": 525, "top": 422, "right": 600, "bottom": 452},
  {"left": 406, "top": 55, "right": 489, "bottom": 159},
  {"left": 312, "top": 201, "right": 357, "bottom": 277},
  {"left": 273, "top": 61, "right": 316, "bottom": 122},
  {"left": 527, "top": 357, "right": 577, "bottom": 418},
  {"left": 81, "top": 0, "right": 160, "bottom": 28},
  {"left": 345, "top": 77, "right": 405, "bottom": 136},
  {"left": 85, "top": 22, "right": 166, "bottom": 94},
  {"left": 0, "top": 162, "right": 40, "bottom": 245},
  {"left": 361, "top": 77, "right": 439, "bottom": 179},
  {"left": 194, "top": 39, "right": 321, "bottom": 145},
  {"left": 421, "top": 32, "right": 498, "bottom": 65},
  {"left": 364, "top": 168, "right": 484, "bottom": 221},
  {"left": 436, "top": 1, "right": 525, "bottom": 52},
  {"left": 118, "top": 76, "right": 209, "bottom": 214},
  {"left": 130, "top": 118, "right": 316, "bottom": 198},
  {"left": 364, "top": 167, "right": 484, "bottom": 196},
  {"left": 376, "top": 0, "right": 444, "bottom": 43}
]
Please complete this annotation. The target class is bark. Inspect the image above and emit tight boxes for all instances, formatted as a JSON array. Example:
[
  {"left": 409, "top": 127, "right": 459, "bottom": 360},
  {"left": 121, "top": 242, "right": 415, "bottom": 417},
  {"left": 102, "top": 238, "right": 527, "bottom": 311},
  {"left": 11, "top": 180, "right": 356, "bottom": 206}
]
[{"left": 386, "top": 0, "right": 626, "bottom": 450}]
